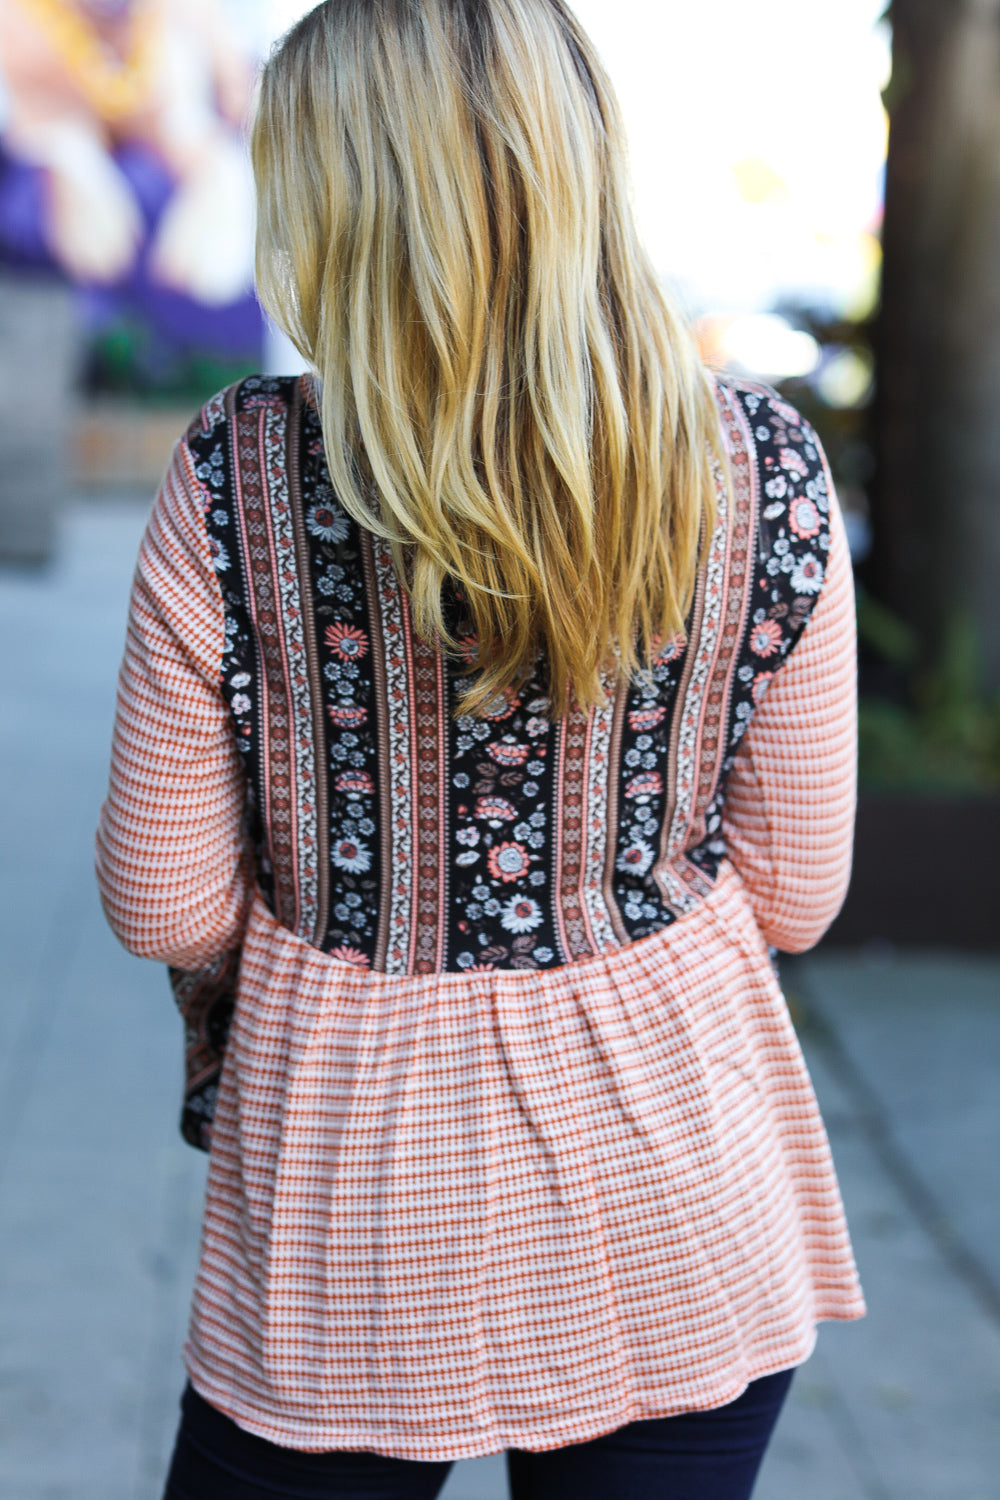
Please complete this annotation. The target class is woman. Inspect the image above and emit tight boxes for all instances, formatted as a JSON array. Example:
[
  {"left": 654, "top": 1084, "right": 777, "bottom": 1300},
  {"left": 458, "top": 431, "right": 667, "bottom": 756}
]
[{"left": 96, "top": 2, "right": 864, "bottom": 1495}]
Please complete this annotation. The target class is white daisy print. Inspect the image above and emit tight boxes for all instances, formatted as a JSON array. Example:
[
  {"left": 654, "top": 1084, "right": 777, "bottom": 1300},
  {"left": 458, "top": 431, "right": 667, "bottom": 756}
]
[
  {"left": 331, "top": 838, "right": 372, "bottom": 873},
  {"left": 306, "top": 502, "right": 349, "bottom": 543},
  {"left": 790, "top": 553, "right": 824, "bottom": 594},
  {"left": 500, "top": 896, "right": 543, "bottom": 934},
  {"left": 616, "top": 839, "right": 654, "bottom": 877}
]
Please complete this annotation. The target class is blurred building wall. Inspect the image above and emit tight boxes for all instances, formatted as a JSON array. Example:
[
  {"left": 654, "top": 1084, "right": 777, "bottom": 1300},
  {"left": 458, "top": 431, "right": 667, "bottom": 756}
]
[{"left": 0, "top": 273, "right": 75, "bottom": 560}]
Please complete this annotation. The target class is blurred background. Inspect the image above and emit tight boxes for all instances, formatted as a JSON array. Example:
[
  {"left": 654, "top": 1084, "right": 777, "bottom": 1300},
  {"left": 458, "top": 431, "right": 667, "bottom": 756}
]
[{"left": 0, "top": 2, "right": 997, "bottom": 1498}]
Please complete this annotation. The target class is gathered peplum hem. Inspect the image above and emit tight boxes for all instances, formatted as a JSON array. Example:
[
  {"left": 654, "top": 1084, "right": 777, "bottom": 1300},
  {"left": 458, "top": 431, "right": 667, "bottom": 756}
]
[{"left": 183, "top": 863, "right": 864, "bottom": 1460}]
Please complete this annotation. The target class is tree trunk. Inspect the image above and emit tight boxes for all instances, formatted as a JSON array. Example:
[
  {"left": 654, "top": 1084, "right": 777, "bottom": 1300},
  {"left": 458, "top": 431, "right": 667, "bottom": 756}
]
[{"left": 874, "top": 0, "right": 1000, "bottom": 689}]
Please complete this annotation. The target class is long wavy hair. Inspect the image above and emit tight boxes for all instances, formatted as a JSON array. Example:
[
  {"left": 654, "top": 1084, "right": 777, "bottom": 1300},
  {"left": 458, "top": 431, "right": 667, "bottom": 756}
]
[{"left": 252, "top": 0, "right": 722, "bottom": 717}]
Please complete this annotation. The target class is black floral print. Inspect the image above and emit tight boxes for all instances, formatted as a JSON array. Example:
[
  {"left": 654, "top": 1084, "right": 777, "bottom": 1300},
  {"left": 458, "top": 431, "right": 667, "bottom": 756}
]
[{"left": 182, "top": 374, "right": 834, "bottom": 973}]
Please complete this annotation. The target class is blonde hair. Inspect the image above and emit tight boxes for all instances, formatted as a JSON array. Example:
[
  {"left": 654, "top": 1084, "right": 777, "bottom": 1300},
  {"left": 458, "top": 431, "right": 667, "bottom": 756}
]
[{"left": 252, "top": 0, "right": 721, "bottom": 717}]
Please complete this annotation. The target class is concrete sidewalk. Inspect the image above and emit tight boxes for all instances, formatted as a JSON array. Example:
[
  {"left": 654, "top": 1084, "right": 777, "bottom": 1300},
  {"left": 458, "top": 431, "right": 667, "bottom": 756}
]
[{"left": 1, "top": 497, "right": 997, "bottom": 1500}]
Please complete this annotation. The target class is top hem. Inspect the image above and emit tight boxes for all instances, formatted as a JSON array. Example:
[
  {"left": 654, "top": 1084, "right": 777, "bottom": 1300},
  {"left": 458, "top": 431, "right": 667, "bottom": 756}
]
[{"left": 181, "top": 1309, "right": 861, "bottom": 1461}]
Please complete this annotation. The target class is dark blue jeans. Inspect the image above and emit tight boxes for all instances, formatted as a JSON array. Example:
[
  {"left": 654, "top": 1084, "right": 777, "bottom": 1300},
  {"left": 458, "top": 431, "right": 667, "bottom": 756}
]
[{"left": 163, "top": 1370, "right": 793, "bottom": 1500}]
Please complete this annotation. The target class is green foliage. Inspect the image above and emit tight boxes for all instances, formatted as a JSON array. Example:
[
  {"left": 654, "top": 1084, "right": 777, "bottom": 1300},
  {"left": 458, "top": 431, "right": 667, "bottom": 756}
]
[
  {"left": 856, "top": 592, "right": 919, "bottom": 670},
  {"left": 80, "top": 318, "right": 259, "bottom": 406},
  {"left": 773, "top": 311, "right": 1000, "bottom": 797},
  {"left": 857, "top": 601, "right": 1000, "bottom": 793}
]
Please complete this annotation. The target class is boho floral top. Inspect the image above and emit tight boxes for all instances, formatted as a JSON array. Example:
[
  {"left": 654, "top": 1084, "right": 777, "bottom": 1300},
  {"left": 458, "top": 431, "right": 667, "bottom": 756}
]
[{"left": 97, "top": 372, "right": 864, "bottom": 1460}]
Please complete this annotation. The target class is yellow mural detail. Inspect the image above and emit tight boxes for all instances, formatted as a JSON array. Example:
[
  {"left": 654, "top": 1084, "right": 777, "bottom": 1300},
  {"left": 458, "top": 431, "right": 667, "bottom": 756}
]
[{"left": 11, "top": 0, "right": 161, "bottom": 125}]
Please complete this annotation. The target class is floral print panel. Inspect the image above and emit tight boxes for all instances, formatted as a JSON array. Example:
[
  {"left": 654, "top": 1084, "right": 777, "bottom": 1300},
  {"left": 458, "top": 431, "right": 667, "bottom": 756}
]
[
  {"left": 686, "top": 380, "right": 834, "bottom": 889},
  {"left": 446, "top": 671, "right": 562, "bottom": 973},
  {"left": 183, "top": 374, "right": 833, "bottom": 973}
]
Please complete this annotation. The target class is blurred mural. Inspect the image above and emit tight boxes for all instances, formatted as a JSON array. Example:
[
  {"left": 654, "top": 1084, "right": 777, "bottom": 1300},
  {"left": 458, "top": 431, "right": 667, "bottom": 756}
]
[
  {"left": 0, "top": 0, "right": 260, "bottom": 389},
  {"left": 0, "top": 0, "right": 264, "bottom": 559}
]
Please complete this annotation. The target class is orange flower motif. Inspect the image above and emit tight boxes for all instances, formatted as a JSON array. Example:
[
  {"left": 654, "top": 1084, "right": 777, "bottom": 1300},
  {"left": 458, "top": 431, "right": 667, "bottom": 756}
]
[
  {"left": 329, "top": 945, "right": 369, "bottom": 967},
  {"left": 475, "top": 796, "right": 517, "bottom": 822},
  {"left": 628, "top": 705, "right": 667, "bottom": 732},
  {"left": 325, "top": 623, "right": 369, "bottom": 660},
  {"left": 788, "top": 496, "right": 821, "bottom": 539},
  {"left": 487, "top": 841, "right": 531, "bottom": 882},
  {"left": 779, "top": 447, "right": 809, "bottom": 479},
  {"left": 624, "top": 771, "right": 663, "bottom": 801},
  {"left": 749, "top": 619, "right": 783, "bottom": 658},
  {"left": 482, "top": 691, "right": 519, "bottom": 721},
  {"left": 650, "top": 631, "right": 686, "bottom": 663},
  {"left": 486, "top": 739, "right": 530, "bottom": 766},
  {"left": 334, "top": 770, "right": 375, "bottom": 796},
  {"left": 327, "top": 704, "right": 368, "bottom": 727}
]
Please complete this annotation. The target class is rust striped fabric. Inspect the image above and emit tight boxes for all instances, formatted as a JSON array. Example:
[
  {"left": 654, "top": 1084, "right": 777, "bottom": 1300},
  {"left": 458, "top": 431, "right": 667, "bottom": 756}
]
[{"left": 96, "top": 374, "right": 864, "bottom": 1459}]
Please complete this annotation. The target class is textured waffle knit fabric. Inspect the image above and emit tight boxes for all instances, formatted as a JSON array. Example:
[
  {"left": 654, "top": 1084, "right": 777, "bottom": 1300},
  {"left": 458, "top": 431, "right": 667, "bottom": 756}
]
[{"left": 96, "top": 372, "right": 865, "bottom": 1459}]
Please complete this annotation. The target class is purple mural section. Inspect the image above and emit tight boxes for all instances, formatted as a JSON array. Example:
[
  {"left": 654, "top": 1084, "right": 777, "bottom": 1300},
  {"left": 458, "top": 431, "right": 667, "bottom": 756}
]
[{"left": 0, "top": 0, "right": 264, "bottom": 389}]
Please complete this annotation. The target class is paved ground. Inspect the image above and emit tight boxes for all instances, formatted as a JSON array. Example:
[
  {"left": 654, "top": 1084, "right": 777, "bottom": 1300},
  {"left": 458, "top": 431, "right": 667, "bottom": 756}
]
[{"left": 1, "top": 497, "right": 998, "bottom": 1500}]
